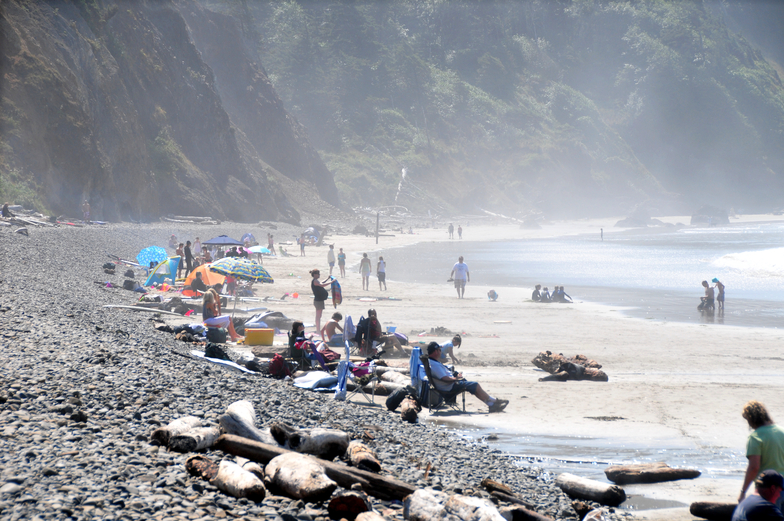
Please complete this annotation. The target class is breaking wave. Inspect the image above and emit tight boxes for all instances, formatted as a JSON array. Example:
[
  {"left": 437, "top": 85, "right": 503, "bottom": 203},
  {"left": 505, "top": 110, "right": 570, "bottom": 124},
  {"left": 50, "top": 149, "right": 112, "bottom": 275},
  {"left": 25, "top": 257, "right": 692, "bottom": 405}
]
[{"left": 714, "top": 247, "right": 784, "bottom": 279}]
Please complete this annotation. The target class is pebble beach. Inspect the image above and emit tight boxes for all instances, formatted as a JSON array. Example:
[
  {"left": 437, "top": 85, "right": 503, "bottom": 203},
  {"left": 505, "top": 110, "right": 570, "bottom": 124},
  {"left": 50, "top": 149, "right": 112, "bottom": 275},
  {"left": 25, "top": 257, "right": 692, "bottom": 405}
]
[{"left": 0, "top": 221, "right": 628, "bottom": 521}]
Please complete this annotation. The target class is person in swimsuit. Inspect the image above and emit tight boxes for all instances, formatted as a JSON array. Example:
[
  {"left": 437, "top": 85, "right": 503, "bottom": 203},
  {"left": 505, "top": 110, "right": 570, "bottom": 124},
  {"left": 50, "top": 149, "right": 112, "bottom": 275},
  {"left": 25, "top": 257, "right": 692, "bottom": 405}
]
[
  {"left": 310, "top": 269, "right": 332, "bottom": 332},
  {"left": 699, "top": 280, "right": 715, "bottom": 311},
  {"left": 377, "top": 256, "right": 387, "bottom": 291},
  {"left": 337, "top": 248, "right": 346, "bottom": 277},
  {"left": 202, "top": 289, "right": 242, "bottom": 342}
]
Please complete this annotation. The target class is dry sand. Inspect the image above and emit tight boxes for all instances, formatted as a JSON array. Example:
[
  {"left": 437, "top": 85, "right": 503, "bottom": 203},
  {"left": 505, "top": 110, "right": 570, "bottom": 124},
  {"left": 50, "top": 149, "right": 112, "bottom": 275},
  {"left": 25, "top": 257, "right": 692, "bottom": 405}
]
[{"left": 234, "top": 214, "right": 784, "bottom": 519}]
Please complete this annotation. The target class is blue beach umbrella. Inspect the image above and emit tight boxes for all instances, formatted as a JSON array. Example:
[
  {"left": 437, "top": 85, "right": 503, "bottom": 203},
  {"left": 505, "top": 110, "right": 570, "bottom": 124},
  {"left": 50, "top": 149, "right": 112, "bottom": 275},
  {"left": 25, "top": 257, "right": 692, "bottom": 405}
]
[{"left": 136, "top": 246, "right": 167, "bottom": 267}]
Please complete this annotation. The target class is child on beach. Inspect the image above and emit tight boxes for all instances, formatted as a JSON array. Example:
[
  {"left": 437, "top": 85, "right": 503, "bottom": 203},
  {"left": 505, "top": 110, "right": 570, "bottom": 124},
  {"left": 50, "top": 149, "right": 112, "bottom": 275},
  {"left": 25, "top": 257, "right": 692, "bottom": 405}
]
[
  {"left": 321, "top": 312, "right": 344, "bottom": 346},
  {"left": 713, "top": 278, "right": 725, "bottom": 310}
]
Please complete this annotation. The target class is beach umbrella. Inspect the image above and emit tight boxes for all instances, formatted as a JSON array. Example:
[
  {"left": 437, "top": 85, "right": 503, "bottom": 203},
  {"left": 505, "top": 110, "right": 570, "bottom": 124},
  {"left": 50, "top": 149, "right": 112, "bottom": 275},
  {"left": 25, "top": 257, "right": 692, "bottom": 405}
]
[
  {"left": 248, "top": 245, "right": 271, "bottom": 255},
  {"left": 241, "top": 232, "right": 256, "bottom": 244},
  {"left": 209, "top": 257, "right": 274, "bottom": 283},
  {"left": 182, "top": 263, "right": 226, "bottom": 297},
  {"left": 202, "top": 235, "right": 243, "bottom": 246},
  {"left": 136, "top": 246, "right": 167, "bottom": 267}
]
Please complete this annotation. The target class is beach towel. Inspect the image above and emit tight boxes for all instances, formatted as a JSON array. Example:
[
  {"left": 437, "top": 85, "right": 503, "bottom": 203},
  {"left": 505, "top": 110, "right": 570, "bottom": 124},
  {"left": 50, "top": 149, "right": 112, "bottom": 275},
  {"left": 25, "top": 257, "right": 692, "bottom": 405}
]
[{"left": 331, "top": 278, "right": 342, "bottom": 308}]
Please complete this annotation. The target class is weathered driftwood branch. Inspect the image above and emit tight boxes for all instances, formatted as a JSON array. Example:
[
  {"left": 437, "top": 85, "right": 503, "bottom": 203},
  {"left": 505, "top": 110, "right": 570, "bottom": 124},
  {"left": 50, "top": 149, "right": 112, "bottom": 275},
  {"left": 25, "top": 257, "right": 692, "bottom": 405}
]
[
  {"left": 490, "top": 491, "right": 536, "bottom": 510},
  {"left": 605, "top": 462, "right": 700, "bottom": 484},
  {"left": 689, "top": 501, "right": 737, "bottom": 521},
  {"left": 379, "top": 371, "right": 409, "bottom": 385},
  {"left": 355, "top": 512, "right": 387, "bottom": 521},
  {"left": 219, "top": 400, "right": 276, "bottom": 445},
  {"left": 555, "top": 473, "right": 626, "bottom": 506},
  {"left": 215, "top": 434, "right": 416, "bottom": 501},
  {"left": 401, "top": 397, "right": 420, "bottom": 423},
  {"left": 264, "top": 452, "right": 337, "bottom": 502},
  {"left": 269, "top": 422, "right": 349, "bottom": 460},
  {"left": 347, "top": 440, "right": 381, "bottom": 472},
  {"left": 169, "top": 427, "right": 220, "bottom": 453},
  {"left": 481, "top": 478, "right": 514, "bottom": 496},
  {"left": 150, "top": 416, "right": 202, "bottom": 446}
]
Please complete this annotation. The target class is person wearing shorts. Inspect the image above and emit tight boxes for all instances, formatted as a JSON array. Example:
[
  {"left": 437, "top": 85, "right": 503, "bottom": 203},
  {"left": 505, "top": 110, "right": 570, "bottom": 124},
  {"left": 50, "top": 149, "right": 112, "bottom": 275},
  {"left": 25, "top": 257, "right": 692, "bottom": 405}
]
[
  {"left": 427, "top": 342, "right": 508, "bottom": 412},
  {"left": 310, "top": 269, "right": 331, "bottom": 332},
  {"left": 450, "top": 256, "right": 469, "bottom": 299},
  {"left": 377, "top": 256, "right": 387, "bottom": 290},
  {"left": 327, "top": 245, "right": 336, "bottom": 276}
]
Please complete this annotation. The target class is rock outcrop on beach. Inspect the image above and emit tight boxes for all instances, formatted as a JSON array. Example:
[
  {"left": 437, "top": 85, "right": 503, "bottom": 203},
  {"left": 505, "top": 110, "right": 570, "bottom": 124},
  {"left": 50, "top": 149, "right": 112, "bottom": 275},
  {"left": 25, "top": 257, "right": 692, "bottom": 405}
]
[
  {"left": 0, "top": 0, "right": 338, "bottom": 223},
  {"left": 690, "top": 205, "right": 730, "bottom": 226},
  {"left": 0, "top": 222, "right": 630, "bottom": 521}
]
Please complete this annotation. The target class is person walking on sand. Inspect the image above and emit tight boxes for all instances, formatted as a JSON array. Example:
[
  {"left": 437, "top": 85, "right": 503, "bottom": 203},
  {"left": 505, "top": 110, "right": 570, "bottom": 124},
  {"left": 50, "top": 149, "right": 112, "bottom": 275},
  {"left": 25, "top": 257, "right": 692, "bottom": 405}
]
[
  {"left": 714, "top": 278, "right": 726, "bottom": 310},
  {"left": 377, "top": 256, "right": 387, "bottom": 291},
  {"left": 193, "top": 237, "right": 201, "bottom": 261},
  {"left": 359, "top": 253, "right": 372, "bottom": 290},
  {"left": 175, "top": 243, "right": 185, "bottom": 278},
  {"left": 82, "top": 200, "right": 90, "bottom": 222},
  {"left": 310, "top": 269, "right": 332, "bottom": 333},
  {"left": 299, "top": 234, "right": 306, "bottom": 256},
  {"left": 337, "top": 247, "right": 346, "bottom": 277},
  {"left": 450, "top": 256, "right": 470, "bottom": 299},
  {"left": 327, "top": 244, "right": 336, "bottom": 276},
  {"left": 739, "top": 401, "right": 784, "bottom": 510},
  {"left": 448, "top": 223, "right": 454, "bottom": 239},
  {"left": 427, "top": 342, "right": 508, "bottom": 412},
  {"left": 267, "top": 233, "right": 276, "bottom": 255},
  {"left": 458, "top": 224, "right": 463, "bottom": 239}
]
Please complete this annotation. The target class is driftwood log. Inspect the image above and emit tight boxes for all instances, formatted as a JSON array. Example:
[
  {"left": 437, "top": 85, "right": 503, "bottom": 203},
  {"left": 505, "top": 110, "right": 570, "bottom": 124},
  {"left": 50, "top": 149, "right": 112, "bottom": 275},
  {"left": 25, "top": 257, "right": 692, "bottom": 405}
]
[
  {"left": 379, "top": 371, "right": 409, "bottom": 385},
  {"left": 185, "top": 454, "right": 219, "bottom": 480},
  {"left": 355, "top": 513, "right": 387, "bottom": 521},
  {"left": 169, "top": 426, "right": 220, "bottom": 453},
  {"left": 215, "top": 434, "right": 416, "bottom": 501},
  {"left": 219, "top": 400, "right": 276, "bottom": 445},
  {"left": 346, "top": 440, "right": 382, "bottom": 472},
  {"left": 347, "top": 381, "right": 406, "bottom": 396},
  {"left": 264, "top": 452, "right": 337, "bottom": 502},
  {"left": 211, "top": 460, "right": 267, "bottom": 502},
  {"left": 236, "top": 457, "right": 265, "bottom": 481},
  {"left": 404, "top": 488, "right": 506, "bottom": 521},
  {"left": 269, "top": 422, "right": 349, "bottom": 460},
  {"left": 605, "top": 462, "right": 701, "bottom": 485},
  {"left": 689, "top": 501, "right": 737, "bottom": 521},
  {"left": 327, "top": 490, "right": 372, "bottom": 520},
  {"left": 555, "top": 473, "right": 626, "bottom": 506},
  {"left": 490, "top": 491, "right": 537, "bottom": 511},
  {"left": 150, "top": 416, "right": 202, "bottom": 446},
  {"left": 400, "top": 397, "right": 420, "bottom": 423}
]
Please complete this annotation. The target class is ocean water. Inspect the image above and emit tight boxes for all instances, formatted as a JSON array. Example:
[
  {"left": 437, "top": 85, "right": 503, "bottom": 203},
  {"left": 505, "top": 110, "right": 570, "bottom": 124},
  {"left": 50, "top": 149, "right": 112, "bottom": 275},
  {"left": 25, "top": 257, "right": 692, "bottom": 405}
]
[{"left": 382, "top": 221, "right": 784, "bottom": 328}]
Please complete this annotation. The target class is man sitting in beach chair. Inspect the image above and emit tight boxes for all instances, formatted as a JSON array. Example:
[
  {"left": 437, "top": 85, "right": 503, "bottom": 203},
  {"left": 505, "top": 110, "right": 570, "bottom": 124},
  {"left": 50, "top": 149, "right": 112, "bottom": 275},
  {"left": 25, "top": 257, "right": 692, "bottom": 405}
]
[{"left": 424, "top": 342, "right": 508, "bottom": 413}]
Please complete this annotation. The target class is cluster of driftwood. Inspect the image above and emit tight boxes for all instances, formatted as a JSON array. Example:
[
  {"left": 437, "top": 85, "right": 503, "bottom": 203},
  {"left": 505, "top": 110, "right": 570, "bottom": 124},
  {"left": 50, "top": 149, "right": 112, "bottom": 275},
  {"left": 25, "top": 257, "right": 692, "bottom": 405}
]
[
  {"left": 1, "top": 212, "right": 57, "bottom": 235},
  {"left": 531, "top": 351, "right": 609, "bottom": 382},
  {"left": 161, "top": 214, "right": 220, "bottom": 225},
  {"left": 149, "top": 399, "right": 567, "bottom": 521}
]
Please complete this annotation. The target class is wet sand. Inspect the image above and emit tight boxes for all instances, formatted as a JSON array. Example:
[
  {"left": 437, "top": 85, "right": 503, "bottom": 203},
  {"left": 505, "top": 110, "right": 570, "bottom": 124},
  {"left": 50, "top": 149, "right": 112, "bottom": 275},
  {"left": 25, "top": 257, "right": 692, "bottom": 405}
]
[{"left": 262, "top": 214, "right": 784, "bottom": 519}]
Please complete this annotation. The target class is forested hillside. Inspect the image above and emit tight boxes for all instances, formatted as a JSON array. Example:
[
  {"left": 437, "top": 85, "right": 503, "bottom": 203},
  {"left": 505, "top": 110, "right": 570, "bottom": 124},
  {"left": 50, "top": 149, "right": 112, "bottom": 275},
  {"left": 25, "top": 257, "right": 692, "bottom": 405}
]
[
  {"left": 205, "top": 0, "right": 784, "bottom": 217},
  {"left": 0, "top": 0, "right": 339, "bottom": 222}
]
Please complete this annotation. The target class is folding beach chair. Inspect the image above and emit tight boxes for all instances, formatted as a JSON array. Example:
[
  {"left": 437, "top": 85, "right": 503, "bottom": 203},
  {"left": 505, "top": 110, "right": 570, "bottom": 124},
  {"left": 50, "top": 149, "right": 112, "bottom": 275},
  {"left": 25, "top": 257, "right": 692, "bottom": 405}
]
[
  {"left": 414, "top": 351, "right": 465, "bottom": 413},
  {"left": 308, "top": 343, "right": 330, "bottom": 372}
]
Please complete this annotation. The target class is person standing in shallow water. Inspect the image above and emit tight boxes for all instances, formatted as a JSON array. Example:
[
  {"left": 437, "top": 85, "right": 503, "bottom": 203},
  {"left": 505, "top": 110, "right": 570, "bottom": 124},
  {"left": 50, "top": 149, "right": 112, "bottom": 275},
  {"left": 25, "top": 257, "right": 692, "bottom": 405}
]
[
  {"left": 714, "top": 278, "right": 725, "bottom": 310},
  {"left": 448, "top": 223, "right": 454, "bottom": 239}
]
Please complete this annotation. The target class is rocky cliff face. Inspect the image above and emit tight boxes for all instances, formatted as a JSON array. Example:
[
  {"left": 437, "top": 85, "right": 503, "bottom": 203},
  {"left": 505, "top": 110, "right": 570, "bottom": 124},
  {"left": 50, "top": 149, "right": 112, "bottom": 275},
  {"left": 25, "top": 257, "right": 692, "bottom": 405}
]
[{"left": 0, "top": 0, "right": 338, "bottom": 222}]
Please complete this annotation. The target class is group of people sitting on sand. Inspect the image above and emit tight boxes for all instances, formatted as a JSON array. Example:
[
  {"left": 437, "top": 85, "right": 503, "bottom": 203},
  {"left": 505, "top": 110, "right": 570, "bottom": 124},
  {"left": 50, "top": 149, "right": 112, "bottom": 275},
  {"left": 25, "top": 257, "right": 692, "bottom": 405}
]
[{"left": 531, "top": 284, "right": 572, "bottom": 303}]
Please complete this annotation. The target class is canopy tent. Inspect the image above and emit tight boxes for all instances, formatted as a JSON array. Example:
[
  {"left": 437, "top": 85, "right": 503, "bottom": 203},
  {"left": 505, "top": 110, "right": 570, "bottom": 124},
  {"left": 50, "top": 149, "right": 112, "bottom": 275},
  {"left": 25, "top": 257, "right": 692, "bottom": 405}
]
[
  {"left": 182, "top": 263, "right": 226, "bottom": 297},
  {"left": 241, "top": 233, "right": 256, "bottom": 244},
  {"left": 144, "top": 257, "right": 181, "bottom": 287},
  {"left": 203, "top": 235, "right": 243, "bottom": 246}
]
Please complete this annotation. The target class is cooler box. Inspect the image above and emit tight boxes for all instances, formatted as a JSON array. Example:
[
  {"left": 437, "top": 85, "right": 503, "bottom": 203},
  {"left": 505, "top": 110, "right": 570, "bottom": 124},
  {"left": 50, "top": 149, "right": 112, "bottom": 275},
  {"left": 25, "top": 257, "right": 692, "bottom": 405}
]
[{"left": 245, "top": 328, "right": 274, "bottom": 346}]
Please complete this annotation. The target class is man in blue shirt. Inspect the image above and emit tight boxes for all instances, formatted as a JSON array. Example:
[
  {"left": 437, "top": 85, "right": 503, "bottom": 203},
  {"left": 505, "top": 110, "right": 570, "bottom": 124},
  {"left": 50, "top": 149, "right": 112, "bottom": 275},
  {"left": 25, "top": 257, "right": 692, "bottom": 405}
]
[{"left": 733, "top": 470, "right": 784, "bottom": 521}]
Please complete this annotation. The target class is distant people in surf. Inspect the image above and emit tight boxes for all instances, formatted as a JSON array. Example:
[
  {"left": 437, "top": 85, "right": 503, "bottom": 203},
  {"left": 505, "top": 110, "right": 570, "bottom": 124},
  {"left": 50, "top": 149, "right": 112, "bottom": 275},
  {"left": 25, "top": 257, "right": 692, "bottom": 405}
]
[
  {"left": 532, "top": 285, "right": 571, "bottom": 303},
  {"left": 698, "top": 280, "right": 715, "bottom": 311}
]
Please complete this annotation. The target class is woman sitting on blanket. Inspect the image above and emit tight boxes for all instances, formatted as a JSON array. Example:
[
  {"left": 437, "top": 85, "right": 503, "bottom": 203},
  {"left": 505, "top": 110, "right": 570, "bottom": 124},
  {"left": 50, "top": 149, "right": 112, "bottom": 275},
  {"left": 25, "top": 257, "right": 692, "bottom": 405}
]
[{"left": 202, "top": 288, "right": 242, "bottom": 342}]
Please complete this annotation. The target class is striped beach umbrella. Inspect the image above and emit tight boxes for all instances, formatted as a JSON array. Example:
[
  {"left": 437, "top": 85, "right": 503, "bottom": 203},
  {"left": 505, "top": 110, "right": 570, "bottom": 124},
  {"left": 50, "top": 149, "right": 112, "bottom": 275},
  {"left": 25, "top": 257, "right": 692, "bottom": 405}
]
[{"left": 209, "top": 257, "right": 273, "bottom": 283}]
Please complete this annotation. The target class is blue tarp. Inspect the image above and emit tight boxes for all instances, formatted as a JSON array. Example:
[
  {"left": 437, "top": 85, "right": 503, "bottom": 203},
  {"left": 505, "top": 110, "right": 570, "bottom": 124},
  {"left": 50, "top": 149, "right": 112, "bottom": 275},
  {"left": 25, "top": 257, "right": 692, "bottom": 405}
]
[{"left": 144, "top": 256, "right": 180, "bottom": 286}]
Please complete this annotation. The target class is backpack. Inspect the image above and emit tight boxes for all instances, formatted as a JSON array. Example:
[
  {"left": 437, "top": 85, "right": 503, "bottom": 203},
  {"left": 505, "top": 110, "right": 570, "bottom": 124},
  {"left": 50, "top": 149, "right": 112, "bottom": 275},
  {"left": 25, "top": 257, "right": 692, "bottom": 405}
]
[
  {"left": 206, "top": 327, "right": 227, "bottom": 344},
  {"left": 204, "top": 342, "right": 231, "bottom": 361},
  {"left": 268, "top": 353, "right": 291, "bottom": 379}
]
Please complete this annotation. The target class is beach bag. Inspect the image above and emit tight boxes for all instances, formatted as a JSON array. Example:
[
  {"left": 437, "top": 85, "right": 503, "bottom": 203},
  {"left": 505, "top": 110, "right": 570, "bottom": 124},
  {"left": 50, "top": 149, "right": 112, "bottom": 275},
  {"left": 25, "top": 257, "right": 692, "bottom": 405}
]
[
  {"left": 122, "top": 279, "right": 136, "bottom": 291},
  {"left": 386, "top": 387, "right": 408, "bottom": 411},
  {"left": 206, "top": 327, "right": 227, "bottom": 344},
  {"left": 124, "top": 269, "right": 135, "bottom": 278},
  {"left": 268, "top": 353, "right": 291, "bottom": 379},
  {"left": 205, "top": 342, "right": 231, "bottom": 361}
]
